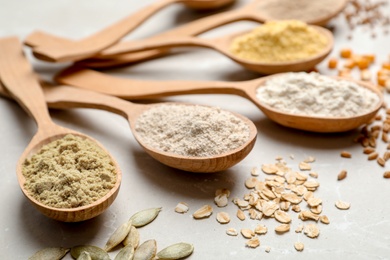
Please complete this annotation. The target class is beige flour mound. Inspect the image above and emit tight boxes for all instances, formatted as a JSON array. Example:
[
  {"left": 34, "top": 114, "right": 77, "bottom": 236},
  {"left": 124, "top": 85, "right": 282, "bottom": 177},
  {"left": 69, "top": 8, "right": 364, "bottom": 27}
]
[
  {"left": 22, "top": 134, "right": 117, "bottom": 209},
  {"left": 135, "top": 104, "right": 250, "bottom": 157}
]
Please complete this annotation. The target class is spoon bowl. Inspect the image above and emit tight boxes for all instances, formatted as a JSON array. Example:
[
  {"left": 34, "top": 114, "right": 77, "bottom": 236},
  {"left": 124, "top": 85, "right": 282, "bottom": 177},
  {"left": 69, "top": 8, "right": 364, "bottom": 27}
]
[
  {"left": 55, "top": 67, "right": 383, "bottom": 133},
  {"left": 92, "top": 24, "right": 333, "bottom": 74},
  {"left": 0, "top": 37, "right": 121, "bottom": 222},
  {"left": 182, "top": 0, "right": 235, "bottom": 10}
]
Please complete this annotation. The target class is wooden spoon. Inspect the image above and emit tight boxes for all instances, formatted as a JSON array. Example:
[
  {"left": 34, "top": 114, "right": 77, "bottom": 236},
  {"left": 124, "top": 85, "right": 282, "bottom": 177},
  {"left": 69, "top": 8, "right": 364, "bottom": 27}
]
[
  {"left": 89, "top": 25, "right": 333, "bottom": 74},
  {"left": 76, "top": 0, "right": 347, "bottom": 68},
  {"left": 56, "top": 66, "right": 383, "bottom": 133},
  {"left": 0, "top": 81, "right": 257, "bottom": 173},
  {"left": 26, "top": 0, "right": 235, "bottom": 63},
  {"left": 0, "top": 37, "right": 122, "bottom": 222}
]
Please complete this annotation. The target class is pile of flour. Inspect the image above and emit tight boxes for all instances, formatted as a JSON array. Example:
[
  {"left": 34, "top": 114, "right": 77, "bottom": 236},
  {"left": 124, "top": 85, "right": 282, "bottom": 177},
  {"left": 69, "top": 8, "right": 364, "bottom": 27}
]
[{"left": 256, "top": 72, "right": 380, "bottom": 117}]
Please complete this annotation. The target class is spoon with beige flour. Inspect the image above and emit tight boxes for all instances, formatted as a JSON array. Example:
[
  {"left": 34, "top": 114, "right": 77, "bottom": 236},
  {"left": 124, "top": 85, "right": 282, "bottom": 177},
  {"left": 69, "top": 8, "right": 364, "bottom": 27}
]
[
  {"left": 0, "top": 37, "right": 122, "bottom": 222},
  {"left": 88, "top": 23, "right": 333, "bottom": 74},
  {"left": 0, "top": 82, "right": 257, "bottom": 173},
  {"left": 56, "top": 66, "right": 383, "bottom": 133},
  {"left": 26, "top": 0, "right": 236, "bottom": 62},
  {"left": 77, "top": 0, "right": 347, "bottom": 68}
]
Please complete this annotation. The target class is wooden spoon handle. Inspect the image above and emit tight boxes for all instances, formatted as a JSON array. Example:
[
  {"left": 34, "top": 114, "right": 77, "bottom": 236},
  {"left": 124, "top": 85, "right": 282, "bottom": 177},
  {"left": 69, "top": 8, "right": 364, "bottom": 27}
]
[
  {"left": 0, "top": 37, "right": 53, "bottom": 127},
  {"left": 31, "top": 0, "right": 179, "bottom": 62},
  {"left": 55, "top": 66, "right": 242, "bottom": 99}
]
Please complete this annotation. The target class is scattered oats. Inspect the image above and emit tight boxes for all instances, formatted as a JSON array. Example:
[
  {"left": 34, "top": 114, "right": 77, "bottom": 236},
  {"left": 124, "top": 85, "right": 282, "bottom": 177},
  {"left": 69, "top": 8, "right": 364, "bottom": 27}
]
[
  {"left": 214, "top": 194, "right": 228, "bottom": 208},
  {"left": 295, "top": 224, "right": 304, "bottom": 233},
  {"left": 275, "top": 224, "right": 290, "bottom": 233},
  {"left": 280, "top": 201, "right": 291, "bottom": 211},
  {"left": 291, "top": 185, "right": 307, "bottom": 196},
  {"left": 319, "top": 215, "right": 330, "bottom": 224},
  {"left": 216, "top": 212, "right": 230, "bottom": 224},
  {"left": 274, "top": 210, "right": 292, "bottom": 223},
  {"left": 215, "top": 188, "right": 230, "bottom": 198},
  {"left": 303, "top": 180, "right": 320, "bottom": 190},
  {"left": 251, "top": 167, "right": 259, "bottom": 176},
  {"left": 310, "top": 205, "right": 323, "bottom": 215},
  {"left": 254, "top": 224, "right": 268, "bottom": 235},
  {"left": 265, "top": 246, "right": 271, "bottom": 253},
  {"left": 294, "top": 242, "right": 304, "bottom": 252},
  {"left": 237, "top": 209, "right": 246, "bottom": 221},
  {"left": 298, "top": 211, "right": 320, "bottom": 222},
  {"left": 281, "top": 193, "right": 302, "bottom": 204},
  {"left": 226, "top": 228, "right": 238, "bottom": 236},
  {"left": 292, "top": 205, "right": 301, "bottom": 212},
  {"left": 304, "top": 156, "right": 316, "bottom": 163},
  {"left": 246, "top": 237, "right": 260, "bottom": 248},
  {"left": 337, "top": 170, "right": 347, "bottom": 181},
  {"left": 248, "top": 208, "right": 259, "bottom": 220},
  {"left": 262, "top": 200, "right": 280, "bottom": 216},
  {"left": 245, "top": 177, "right": 259, "bottom": 189},
  {"left": 290, "top": 154, "right": 295, "bottom": 160},
  {"left": 335, "top": 200, "right": 351, "bottom": 210},
  {"left": 307, "top": 197, "right": 322, "bottom": 207},
  {"left": 275, "top": 155, "right": 283, "bottom": 161},
  {"left": 261, "top": 164, "right": 279, "bottom": 174},
  {"left": 368, "top": 152, "right": 379, "bottom": 160},
  {"left": 236, "top": 199, "right": 250, "bottom": 209},
  {"left": 175, "top": 202, "right": 189, "bottom": 214},
  {"left": 241, "top": 228, "right": 255, "bottom": 239},
  {"left": 295, "top": 171, "right": 308, "bottom": 181},
  {"left": 299, "top": 162, "right": 311, "bottom": 170},
  {"left": 384, "top": 171, "right": 390, "bottom": 178},
  {"left": 303, "top": 191, "right": 314, "bottom": 201},
  {"left": 193, "top": 205, "right": 213, "bottom": 219},
  {"left": 309, "top": 172, "right": 318, "bottom": 178},
  {"left": 304, "top": 223, "right": 320, "bottom": 238},
  {"left": 377, "top": 157, "right": 386, "bottom": 167},
  {"left": 340, "top": 151, "right": 352, "bottom": 158}
]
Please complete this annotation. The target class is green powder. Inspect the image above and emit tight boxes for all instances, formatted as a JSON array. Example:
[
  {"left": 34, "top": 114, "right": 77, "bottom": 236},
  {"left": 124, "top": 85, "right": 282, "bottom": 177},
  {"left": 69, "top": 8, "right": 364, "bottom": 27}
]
[{"left": 22, "top": 134, "right": 117, "bottom": 209}]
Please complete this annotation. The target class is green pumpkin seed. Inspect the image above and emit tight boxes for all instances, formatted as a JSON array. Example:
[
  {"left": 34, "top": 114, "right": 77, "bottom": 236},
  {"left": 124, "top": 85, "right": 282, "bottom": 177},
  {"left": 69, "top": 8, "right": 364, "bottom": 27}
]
[
  {"left": 104, "top": 220, "right": 133, "bottom": 251},
  {"left": 77, "top": 251, "right": 92, "bottom": 260},
  {"left": 130, "top": 208, "right": 162, "bottom": 227},
  {"left": 123, "top": 225, "right": 140, "bottom": 249},
  {"left": 70, "top": 245, "right": 110, "bottom": 260},
  {"left": 28, "top": 247, "right": 69, "bottom": 260},
  {"left": 133, "top": 239, "right": 157, "bottom": 260},
  {"left": 156, "top": 243, "right": 194, "bottom": 260},
  {"left": 114, "top": 244, "right": 135, "bottom": 260}
]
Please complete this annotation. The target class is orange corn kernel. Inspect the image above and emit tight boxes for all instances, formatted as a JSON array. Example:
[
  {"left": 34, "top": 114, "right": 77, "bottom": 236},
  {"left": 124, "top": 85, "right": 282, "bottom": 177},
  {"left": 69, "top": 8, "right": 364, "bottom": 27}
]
[
  {"left": 378, "top": 75, "right": 389, "bottom": 86},
  {"left": 383, "top": 62, "right": 390, "bottom": 70},
  {"left": 378, "top": 69, "right": 390, "bottom": 77},
  {"left": 357, "top": 57, "right": 370, "bottom": 70},
  {"left": 328, "top": 58, "right": 338, "bottom": 69},
  {"left": 362, "top": 54, "right": 375, "bottom": 63},
  {"left": 343, "top": 59, "right": 356, "bottom": 69},
  {"left": 340, "top": 48, "right": 352, "bottom": 58}
]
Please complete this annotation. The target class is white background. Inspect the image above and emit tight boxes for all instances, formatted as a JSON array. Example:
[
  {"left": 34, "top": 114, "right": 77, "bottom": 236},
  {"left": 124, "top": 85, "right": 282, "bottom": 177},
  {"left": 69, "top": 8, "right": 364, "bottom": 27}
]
[{"left": 0, "top": 0, "right": 389, "bottom": 259}]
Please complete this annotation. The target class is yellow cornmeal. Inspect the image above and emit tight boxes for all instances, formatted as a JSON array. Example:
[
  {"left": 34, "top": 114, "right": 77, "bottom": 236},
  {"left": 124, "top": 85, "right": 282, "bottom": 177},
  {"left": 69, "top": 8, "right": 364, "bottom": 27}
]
[
  {"left": 22, "top": 134, "right": 117, "bottom": 209},
  {"left": 230, "top": 20, "right": 328, "bottom": 63}
]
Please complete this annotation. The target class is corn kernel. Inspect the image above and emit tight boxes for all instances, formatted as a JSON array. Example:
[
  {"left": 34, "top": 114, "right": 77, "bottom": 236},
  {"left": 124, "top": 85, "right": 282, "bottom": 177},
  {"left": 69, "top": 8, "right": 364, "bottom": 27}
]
[
  {"left": 362, "top": 54, "right": 375, "bottom": 63},
  {"left": 383, "top": 62, "right": 390, "bottom": 70},
  {"left": 328, "top": 58, "right": 338, "bottom": 69},
  {"left": 378, "top": 69, "right": 390, "bottom": 77},
  {"left": 357, "top": 57, "right": 370, "bottom": 70},
  {"left": 343, "top": 59, "right": 356, "bottom": 69},
  {"left": 340, "top": 48, "right": 352, "bottom": 58},
  {"left": 378, "top": 75, "right": 389, "bottom": 86}
]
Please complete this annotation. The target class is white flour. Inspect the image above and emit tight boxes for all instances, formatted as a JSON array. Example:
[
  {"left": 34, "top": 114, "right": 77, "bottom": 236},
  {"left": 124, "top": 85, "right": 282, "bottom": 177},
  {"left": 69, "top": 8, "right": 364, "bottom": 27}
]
[
  {"left": 256, "top": 72, "right": 380, "bottom": 117},
  {"left": 135, "top": 104, "right": 250, "bottom": 157}
]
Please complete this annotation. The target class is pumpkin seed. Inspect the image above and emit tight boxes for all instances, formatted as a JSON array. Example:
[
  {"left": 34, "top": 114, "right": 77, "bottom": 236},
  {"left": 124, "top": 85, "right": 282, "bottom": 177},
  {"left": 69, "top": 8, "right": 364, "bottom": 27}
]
[
  {"left": 294, "top": 242, "right": 304, "bottom": 251},
  {"left": 156, "top": 242, "right": 194, "bottom": 260},
  {"left": 123, "top": 225, "right": 140, "bottom": 249},
  {"left": 70, "top": 245, "right": 110, "bottom": 260},
  {"left": 130, "top": 207, "right": 162, "bottom": 227},
  {"left": 29, "top": 247, "right": 69, "bottom": 260},
  {"left": 114, "top": 245, "right": 134, "bottom": 260},
  {"left": 192, "top": 205, "right": 213, "bottom": 219},
  {"left": 133, "top": 239, "right": 157, "bottom": 260},
  {"left": 104, "top": 219, "right": 133, "bottom": 251},
  {"left": 77, "top": 251, "right": 92, "bottom": 260}
]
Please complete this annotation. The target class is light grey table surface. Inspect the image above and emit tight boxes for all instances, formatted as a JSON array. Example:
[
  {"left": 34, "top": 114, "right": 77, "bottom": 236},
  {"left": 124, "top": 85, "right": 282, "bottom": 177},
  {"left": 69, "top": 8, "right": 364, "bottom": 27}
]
[{"left": 1, "top": 0, "right": 389, "bottom": 259}]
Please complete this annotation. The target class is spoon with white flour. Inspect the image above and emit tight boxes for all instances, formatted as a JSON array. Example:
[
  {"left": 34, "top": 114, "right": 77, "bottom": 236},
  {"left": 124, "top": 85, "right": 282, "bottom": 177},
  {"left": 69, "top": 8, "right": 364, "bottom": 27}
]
[
  {"left": 55, "top": 66, "right": 383, "bottom": 133},
  {"left": 0, "top": 80, "right": 257, "bottom": 174},
  {"left": 0, "top": 37, "right": 122, "bottom": 222}
]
